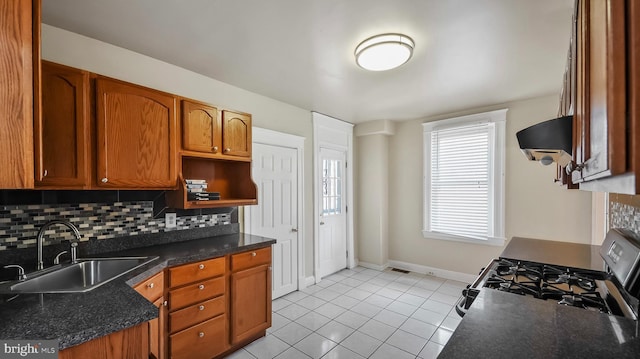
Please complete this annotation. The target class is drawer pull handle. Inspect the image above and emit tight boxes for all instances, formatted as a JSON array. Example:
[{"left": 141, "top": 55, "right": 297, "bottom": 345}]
[
  {"left": 198, "top": 264, "right": 205, "bottom": 270},
  {"left": 251, "top": 252, "right": 257, "bottom": 257},
  {"left": 198, "top": 332, "right": 205, "bottom": 338},
  {"left": 198, "top": 284, "right": 205, "bottom": 290},
  {"left": 147, "top": 283, "right": 154, "bottom": 289},
  {"left": 199, "top": 305, "right": 205, "bottom": 311}
]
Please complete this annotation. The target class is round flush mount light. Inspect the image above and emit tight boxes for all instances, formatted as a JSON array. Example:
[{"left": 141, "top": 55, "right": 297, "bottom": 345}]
[{"left": 355, "top": 33, "right": 414, "bottom": 71}]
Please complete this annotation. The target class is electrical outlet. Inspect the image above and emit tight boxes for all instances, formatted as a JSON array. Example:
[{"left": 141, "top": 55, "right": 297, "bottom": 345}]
[{"left": 165, "top": 212, "right": 177, "bottom": 228}]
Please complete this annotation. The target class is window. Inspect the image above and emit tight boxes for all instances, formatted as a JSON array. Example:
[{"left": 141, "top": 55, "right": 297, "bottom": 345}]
[
  {"left": 322, "top": 158, "right": 342, "bottom": 216},
  {"left": 423, "top": 109, "right": 507, "bottom": 246}
]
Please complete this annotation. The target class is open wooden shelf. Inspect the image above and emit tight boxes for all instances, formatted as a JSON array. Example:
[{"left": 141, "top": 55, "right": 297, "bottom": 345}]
[{"left": 166, "top": 157, "right": 257, "bottom": 209}]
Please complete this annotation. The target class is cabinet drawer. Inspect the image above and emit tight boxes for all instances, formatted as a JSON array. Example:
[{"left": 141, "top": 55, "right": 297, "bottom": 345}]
[
  {"left": 169, "top": 295, "right": 225, "bottom": 334},
  {"left": 133, "top": 271, "right": 164, "bottom": 302},
  {"left": 168, "top": 256, "right": 225, "bottom": 288},
  {"left": 169, "top": 314, "right": 227, "bottom": 359},
  {"left": 168, "top": 276, "right": 225, "bottom": 311},
  {"left": 231, "top": 247, "right": 271, "bottom": 272}
]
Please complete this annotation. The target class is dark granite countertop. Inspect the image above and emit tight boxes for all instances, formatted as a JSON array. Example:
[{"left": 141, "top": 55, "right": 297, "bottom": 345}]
[
  {"left": 440, "top": 236, "right": 640, "bottom": 358},
  {"left": 501, "top": 236, "right": 605, "bottom": 271},
  {"left": 438, "top": 289, "right": 640, "bottom": 358},
  {"left": 0, "top": 232, "right": 275, "bottom": 350}
]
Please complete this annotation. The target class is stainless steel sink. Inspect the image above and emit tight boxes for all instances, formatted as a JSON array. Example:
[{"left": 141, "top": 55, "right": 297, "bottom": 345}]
[{"left": 2, "top": 256, "right": 157, "bottom": 294}]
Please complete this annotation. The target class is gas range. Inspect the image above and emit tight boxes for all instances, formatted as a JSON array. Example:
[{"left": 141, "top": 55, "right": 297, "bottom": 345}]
[{"left": 456, "top": 229, "right": 640, "bottom": 320}]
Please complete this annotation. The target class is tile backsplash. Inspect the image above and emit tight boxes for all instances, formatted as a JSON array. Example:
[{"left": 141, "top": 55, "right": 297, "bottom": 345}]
[
  {"left": 609, "top": 193, "right": 640, "bottom": 235},
  {"left": 0, "top": 190, "right": 235, "bottom": 251}
]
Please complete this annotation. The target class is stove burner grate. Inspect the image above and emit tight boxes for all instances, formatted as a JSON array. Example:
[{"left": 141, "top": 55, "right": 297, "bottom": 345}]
[{"left": 481, "top": 261, "right": 612, "bottom": 315}]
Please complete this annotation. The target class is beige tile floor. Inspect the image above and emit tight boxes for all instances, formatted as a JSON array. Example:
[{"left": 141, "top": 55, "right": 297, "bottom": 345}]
[{"left": 226, "top": 266, "right": 466, "bottom": 359}]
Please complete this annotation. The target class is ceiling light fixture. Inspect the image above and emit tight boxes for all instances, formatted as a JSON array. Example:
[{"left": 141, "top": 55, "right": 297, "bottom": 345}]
[{"left": 355, "top": 33, "right": 414, "bottom": 71}]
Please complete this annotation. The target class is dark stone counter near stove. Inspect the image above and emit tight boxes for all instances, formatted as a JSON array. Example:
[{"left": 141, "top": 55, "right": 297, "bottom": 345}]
[
  {"left": 0, "top": 229, "right": 275, "bottom": 350},
  {"left": 439, "top": 237, "right": 640, "bottom": 359}
]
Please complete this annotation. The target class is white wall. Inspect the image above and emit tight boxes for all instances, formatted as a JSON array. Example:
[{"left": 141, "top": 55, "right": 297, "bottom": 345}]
[
  {"left": 41, "top": 24, "right": 316, "bottom": 277},
  {"left": 355, "top": 134, "right": 390, "bottom": 268},
  {"left": 387, "top": 95, "right": 593, "bottom": 275}
]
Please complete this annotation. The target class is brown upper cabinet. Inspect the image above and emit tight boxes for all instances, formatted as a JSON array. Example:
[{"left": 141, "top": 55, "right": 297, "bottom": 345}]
[
  {"left": 35, "top": 61, "right": 91, "bottom": 188},
  {"left": 169, "top": 100, "right": 257, "bottom": 209},
  {"left": 0, "top": 0, "right": 38, "bottom": 189},
  {"left": 571, "top": 0, "right": 626, "bottom": 184},
  {"left": 221, "top": 110, "right": 252, "bottom": 158},
  {"left": 182, "top": 100, "right": 221, "bottom": 155},
  {"left": 180, "top": 101, "right": 252, "bottom": 160},
  {"left": 96, "top": 77, "right": 178, "bottom": 189}
]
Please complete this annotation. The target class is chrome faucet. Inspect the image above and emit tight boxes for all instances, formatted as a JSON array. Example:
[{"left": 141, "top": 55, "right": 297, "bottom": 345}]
[{"left": 36, "top": 220, "right": 82, "bottom": 270}]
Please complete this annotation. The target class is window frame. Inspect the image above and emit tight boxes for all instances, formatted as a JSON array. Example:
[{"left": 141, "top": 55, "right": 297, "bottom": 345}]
[{"left": 422, "top": 109, "right": 507, "bottom": 246}]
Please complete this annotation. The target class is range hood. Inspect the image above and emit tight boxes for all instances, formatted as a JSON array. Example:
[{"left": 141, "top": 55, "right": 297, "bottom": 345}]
[{"left": 516, "top": 115, "right": 573, "bottom": 166}]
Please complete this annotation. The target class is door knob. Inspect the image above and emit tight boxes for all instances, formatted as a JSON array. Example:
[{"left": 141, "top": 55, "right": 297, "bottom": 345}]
[
  {"left": 101, "top": 178, "right": 108, "bottom": 183},
  {"left": 224, "top": 148, "right": 231, "bottom": 153},
  {"left": 212, "top": 146, "right": 219, "bottom": 153}
]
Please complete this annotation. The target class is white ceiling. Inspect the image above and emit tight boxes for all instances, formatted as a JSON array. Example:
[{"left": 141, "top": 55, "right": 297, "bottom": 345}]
[{"left": 41, "top": 0, "right": 574, "bottom": 124}]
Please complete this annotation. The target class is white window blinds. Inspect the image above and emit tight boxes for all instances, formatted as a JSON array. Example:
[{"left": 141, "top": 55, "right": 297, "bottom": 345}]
[
  {"left": 430, "top": 123, "right": 492, "bottom": 240},
  {"left": 422, "top": 109, "right": 506, "bottom": 246}
]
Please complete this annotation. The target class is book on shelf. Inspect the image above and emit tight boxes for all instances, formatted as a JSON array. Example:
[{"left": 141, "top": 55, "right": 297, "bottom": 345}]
[
  {"left": 186, "top": 183, "right": 208, "bottom": 189},
  {"left": 185, "top": 179, "right": 207, "bottom": 184},
  {"left": 188, "top": 192, "right": 221, "bottom": 201}
]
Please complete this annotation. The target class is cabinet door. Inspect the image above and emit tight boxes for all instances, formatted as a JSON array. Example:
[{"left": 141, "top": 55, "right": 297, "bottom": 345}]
[
  {"left": 96, "top": 78, "right": 178, "bottom": 188},
  {"left": 149, "top": 297, "right": 166, "bottom": 359},
  {"left": 181, "top": 100, "right": 221, "bottom": 154},
  {"left": 230, "top": 263, "right": 271, "bottom": 344},
  {"left": 630, "top": 0, "right": 640, "bottom": 191},
  {"left": 0, "top": 0, "right": 35, "bottom": 188},
  {"left": 59, "top": 323, "right": 147, "bottom": 359},
  {"left": 36, "top": 61, "right": 90, "bottom": 187},
  {"left": 572, "top": 0, "right": 626, "bottom": 183},
  {"left": 222, "top": 110, "right": 251, "bottom": 158}
]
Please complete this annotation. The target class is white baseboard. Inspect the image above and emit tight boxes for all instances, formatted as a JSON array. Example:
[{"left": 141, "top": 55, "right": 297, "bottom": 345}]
[
  {"left": 304, "top": 276, "right": 316, "bottom": 287},
  {"left": 387, "top": 260, "right": 476, "bottom": 284},
  {"left": 358, "top": 261, "right": 388, "bottom": 272}
]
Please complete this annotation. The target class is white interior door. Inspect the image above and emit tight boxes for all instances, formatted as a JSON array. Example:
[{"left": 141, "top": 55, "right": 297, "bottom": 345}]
[
  {"left": 318, "top": 148, "right": 347, "bottom": 278},
  {"left": 249, "top": 143, "right": 299, "bottom": 299}
]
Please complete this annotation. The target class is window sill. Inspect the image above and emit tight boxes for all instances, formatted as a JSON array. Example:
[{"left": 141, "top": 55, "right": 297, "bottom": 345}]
[{"left": 422, "top": 230, "right": 505, "bottom": 247}]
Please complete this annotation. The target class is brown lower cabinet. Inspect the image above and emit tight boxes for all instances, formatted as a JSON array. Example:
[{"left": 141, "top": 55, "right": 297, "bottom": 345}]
[
  {"left": 134, "top": 271, "right": 166, "bottom": 359},
  {"left": 230, "top": 248, "right": 272, "bottom": 345},
  {"left": 58, "top": 323, "right": 147, "bottom": 359},
  {"left": 128, "top": 247, "right": 272, "bottom": 359}
]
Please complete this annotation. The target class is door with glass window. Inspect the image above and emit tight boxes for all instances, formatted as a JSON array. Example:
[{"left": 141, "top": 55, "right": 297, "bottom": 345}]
[{"left": 318, "top": 148, "right": 347, "bottom": 278}]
